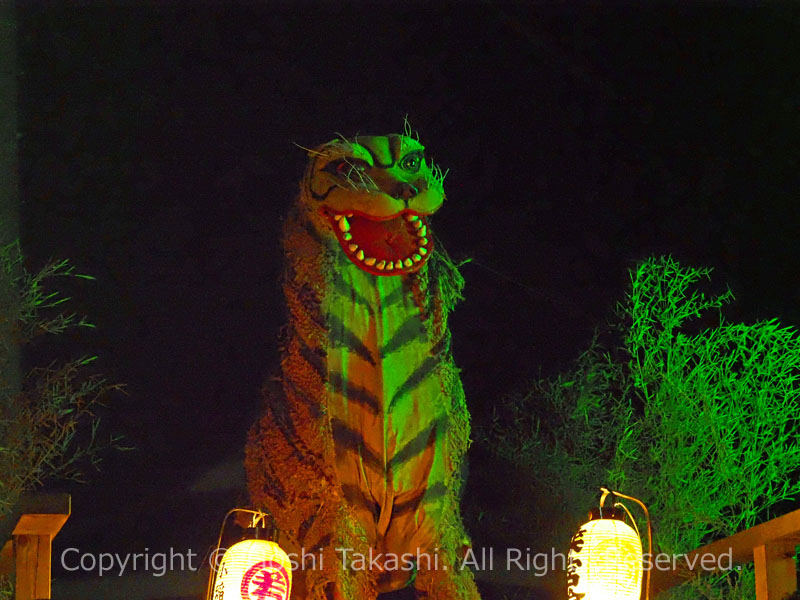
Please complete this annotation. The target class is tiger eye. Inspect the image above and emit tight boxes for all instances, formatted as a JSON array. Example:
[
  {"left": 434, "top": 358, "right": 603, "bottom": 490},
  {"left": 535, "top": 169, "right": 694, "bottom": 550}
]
[{"left": 400, "top": 152, "right": 423, "bottom": 173}]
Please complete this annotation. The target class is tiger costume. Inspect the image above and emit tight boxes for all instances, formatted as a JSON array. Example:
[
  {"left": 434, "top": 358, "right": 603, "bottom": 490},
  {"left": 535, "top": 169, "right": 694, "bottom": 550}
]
[{"left": 245, "top": 132, "right": 479, "bottom": 600}]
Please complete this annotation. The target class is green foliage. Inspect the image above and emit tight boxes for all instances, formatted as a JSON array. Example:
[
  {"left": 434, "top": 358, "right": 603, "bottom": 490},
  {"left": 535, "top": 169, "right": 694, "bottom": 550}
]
[
  {"left": 0, "top": 240, "right": 124, "bottom": 518},
  {"left": 486, "top": 256, "right": 800, "bottom": 600},
  {"left": 0, "top": 574, "right": 11, "bottom": 600}
]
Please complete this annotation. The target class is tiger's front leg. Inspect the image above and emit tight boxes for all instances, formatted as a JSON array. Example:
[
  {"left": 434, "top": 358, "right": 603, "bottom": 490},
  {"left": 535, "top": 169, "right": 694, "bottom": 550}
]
[
  {"left": 379, "top": 491, "right": 480, "bottom": 600},
  {"left": 245, "top": 390, "right": 378, "bottom": 600}
]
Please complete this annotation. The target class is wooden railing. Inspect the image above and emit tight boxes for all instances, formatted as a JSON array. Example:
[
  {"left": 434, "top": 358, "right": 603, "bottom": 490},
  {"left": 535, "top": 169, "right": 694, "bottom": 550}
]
[
  {"left": 0, "top": 494, "right": 71, "bottom": 600},
  {"left": 472, "top": 508, "right": 800, "bottom": 600},
  {"left": 649, "top": 507, "right": 800, "bottom": 600}
]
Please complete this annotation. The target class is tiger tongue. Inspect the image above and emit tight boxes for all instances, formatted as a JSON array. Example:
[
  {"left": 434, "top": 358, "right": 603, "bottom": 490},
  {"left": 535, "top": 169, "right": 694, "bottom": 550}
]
[{"left": 348, "top": 215, "right": 419, "bottom": 261}]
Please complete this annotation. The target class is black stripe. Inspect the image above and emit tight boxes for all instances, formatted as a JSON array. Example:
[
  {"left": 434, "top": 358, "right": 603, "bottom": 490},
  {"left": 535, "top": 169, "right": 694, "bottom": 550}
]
[
  {"left": 327, "top": 314, "right": 376, "bottom": 366},
  {"left": 361, "top": 143, "right": 393, "bottom": 169},
  {"left": 285, "top": 284, "right": 326, "bottom": 329},
  {"left": 429, "top": 330, "right": 451, "bottom": 358},
  {"left": 284, "top": 376, "right": 323, "bottom": 419},
  {"left": 331, "top": 275, "right": 376, "bottom": 316},
  {"left": 260, "top": 380, "right": 308, "bottom": 464},
  {"left": 302, "top": 219, "right": 327, "bottom": 248},
  {"left": 377, "top": 568, "right": 411, "bottom": 587},
  {"left": 389, "top": 356, "right": 439, "bottom": 410},
  {"left": 380, "top": 284, "right": 408, "bottom": 310},
  {"left": 330, "top": 418, "right": 384, "bottom": 473},
  {"left": 328, "top": 371, "right": 381, "bottom": 415},
  {"left": 389, "top": 417, "right": 444, "bottom": 470},
  {"left": 250, "top": 452, "right": 288, "bottom": 504},
  {"left": 392, "top": 481, "right": 448, "bottom": 516},
  {"left": 271, "top": 408, "right": 306, "bottom": 462},
  {"left": 313, "top": 533, "right": 332, "bottom": 550},
  {"left": 388, "top": 135, "right": 404, "bottom": 164},
  {"left": 266, "top": 396, "right": 328, "bottom": 474},
  {"left": 298, "top": 513, "right": 317, "bottom": 545},
  {"left": 264, "top": 467, "right": 288, "bottom": 504},
  {"left": 310, "top": 184, "right": 337, "bottom": 201},
  {"left": 324, "top": 582, "right": 338, "bottom": 600},
  {"left": 380, "top": 314, "right": 427, "bottom": 358},
  {"left": 261, "top": 386, "right": 306, "bottom": 462},
  {"left": 340, "top": 484, "right": 380, "bottom": 520},
  {"left": 297, "top": 337, "right": 327, "bottom": 381}
]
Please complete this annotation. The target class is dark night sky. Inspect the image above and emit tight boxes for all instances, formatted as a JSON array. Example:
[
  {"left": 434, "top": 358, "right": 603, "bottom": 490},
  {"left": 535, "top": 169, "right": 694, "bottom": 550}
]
[{"left": 14, "top": 2, "right": 800, "bottom": 597}]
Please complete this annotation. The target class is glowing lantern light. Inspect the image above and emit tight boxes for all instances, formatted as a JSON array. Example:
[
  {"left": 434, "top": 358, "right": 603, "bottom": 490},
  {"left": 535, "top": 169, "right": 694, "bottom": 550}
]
[
  {"left": 207, "top": 509, "right": 292, "bottom": 600},
  {"left": 567, "top": 489, "right": 651, "bottom": 600},
  {"left": 211, "top": 538, "right": 292, "bottom": 600}
]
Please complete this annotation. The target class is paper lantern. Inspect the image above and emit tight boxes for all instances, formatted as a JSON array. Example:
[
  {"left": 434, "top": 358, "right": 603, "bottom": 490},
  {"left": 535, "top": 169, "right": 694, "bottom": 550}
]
[
  {"left": 567, "top": 507, "right": 643, "bottom": 600},
  {"left": 210, "top": 538, "right": 292, "bottom": 600}
]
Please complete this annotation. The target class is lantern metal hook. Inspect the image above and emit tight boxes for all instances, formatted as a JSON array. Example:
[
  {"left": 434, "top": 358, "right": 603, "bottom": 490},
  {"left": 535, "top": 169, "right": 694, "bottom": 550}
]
[
  {"left": 598, "top": 487, "right": 617, "bottom": 518},
  {"left": 204, "top": 507, "right": 281, "bottom": 600}
]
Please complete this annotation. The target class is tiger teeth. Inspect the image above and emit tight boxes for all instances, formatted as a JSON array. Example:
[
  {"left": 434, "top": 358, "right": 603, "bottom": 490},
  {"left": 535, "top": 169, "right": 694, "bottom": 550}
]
[{"left": 335, "top": 212, "right": 431, "bottom": 272}]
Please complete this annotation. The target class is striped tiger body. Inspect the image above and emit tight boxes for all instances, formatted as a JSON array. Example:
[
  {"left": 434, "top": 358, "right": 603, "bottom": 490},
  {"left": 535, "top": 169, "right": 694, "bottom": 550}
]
[{"left": 246, "top": 134, "right": 479, "bottom": 600}]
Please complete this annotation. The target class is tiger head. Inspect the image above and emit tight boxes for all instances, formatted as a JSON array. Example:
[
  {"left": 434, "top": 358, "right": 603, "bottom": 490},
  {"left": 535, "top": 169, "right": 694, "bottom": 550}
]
[{"left": 300, "top": 134, "right": 446, "bottom": 276}]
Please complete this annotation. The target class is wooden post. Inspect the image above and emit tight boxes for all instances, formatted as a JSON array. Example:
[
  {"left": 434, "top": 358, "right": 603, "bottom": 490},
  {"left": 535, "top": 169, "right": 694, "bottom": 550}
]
[
  {"left": 0, "top": 494, "right": 70, "bottom": 600},
  {"left": 13, "top": 536, "right": 51, "bottom": 600},
  {"left": 12, "top": 503, "right": 71, "bottom": 600},
  {"left": 754, "top": 542, "right": 797, "bottom": 600}
]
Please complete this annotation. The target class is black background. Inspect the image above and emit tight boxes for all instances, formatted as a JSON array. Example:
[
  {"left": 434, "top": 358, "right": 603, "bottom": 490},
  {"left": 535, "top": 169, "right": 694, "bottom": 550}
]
[{"left": 16, "top": 1, "right": 800, "bottom": 595}]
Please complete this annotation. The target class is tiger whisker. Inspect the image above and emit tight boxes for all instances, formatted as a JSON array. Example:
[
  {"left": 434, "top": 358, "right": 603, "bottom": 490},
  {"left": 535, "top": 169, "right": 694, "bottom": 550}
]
[{"left": 294, "top": 141, "right": 328, "bottom": 157}]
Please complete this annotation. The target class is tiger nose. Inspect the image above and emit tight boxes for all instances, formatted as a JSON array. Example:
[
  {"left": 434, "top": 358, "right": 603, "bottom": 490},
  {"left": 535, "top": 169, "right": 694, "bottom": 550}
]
[{"left": 392, "top": 182, "right": 418, "bottom": 200}]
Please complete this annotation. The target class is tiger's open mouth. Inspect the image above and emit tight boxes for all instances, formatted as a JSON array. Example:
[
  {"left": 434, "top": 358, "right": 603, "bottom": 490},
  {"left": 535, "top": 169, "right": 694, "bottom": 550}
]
[{"left": 323, "top": 209, "right": 432, "bottom": 276}]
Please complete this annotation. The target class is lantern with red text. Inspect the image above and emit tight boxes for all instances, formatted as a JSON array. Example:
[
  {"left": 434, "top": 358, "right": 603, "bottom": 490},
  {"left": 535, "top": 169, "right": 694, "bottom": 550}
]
[
  {"left": 206, "top": 509, "right": 292, "bottom": 600},
  {"left": 567, "top": 504, "right": 643, "bottom": 600},
  {"left": 211, "top": 538, "right": 292, "bottom": 600}
]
